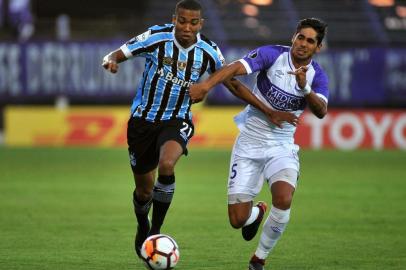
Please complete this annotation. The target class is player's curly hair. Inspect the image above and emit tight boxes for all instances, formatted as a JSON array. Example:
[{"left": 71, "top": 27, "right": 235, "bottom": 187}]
[
  {"left": 296, "top": 18, "right": 328, "bottom": 45},
  {"left": 175, "top": 0, "right": 202, "bottom": 14}
]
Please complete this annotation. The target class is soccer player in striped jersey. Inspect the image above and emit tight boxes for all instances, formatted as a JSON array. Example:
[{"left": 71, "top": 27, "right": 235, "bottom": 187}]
[
  {"left": 189, "top": 18, "right": 328, "bottom": 270},
  {"left": 102, "top": 0, "right": 298, "bottom": 259}
]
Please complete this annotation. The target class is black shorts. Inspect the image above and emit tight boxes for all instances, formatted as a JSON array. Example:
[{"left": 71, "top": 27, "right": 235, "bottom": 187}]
[{"left": 127, "top": 117, "right": 194, "bottom": 174}]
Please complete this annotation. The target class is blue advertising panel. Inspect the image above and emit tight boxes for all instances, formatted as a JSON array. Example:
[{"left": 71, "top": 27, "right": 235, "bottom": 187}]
[
  {"left": 0, "top": 42, "right": 405, "bottom": 107},
  {"left": 206, "top": 47, "right": 406, "bottom": 107}
]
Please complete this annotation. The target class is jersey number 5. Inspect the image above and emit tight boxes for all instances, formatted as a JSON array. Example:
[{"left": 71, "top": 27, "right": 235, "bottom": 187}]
[{"left": 230, "top": 163, "right": 237, "bottom": 179}]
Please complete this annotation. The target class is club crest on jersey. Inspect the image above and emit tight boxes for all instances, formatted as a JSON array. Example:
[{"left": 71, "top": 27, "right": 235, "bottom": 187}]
[
  {"left": 177, "top": 61, "right": 187, "bottom": 70},
  {"left": 163, "top": 57, "right": 173, "bottom": 65}
]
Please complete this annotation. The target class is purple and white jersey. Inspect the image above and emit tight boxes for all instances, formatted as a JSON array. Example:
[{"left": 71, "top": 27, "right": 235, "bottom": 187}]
[{"left": 234, "top": 45, "right": 329, "bottom": 144}]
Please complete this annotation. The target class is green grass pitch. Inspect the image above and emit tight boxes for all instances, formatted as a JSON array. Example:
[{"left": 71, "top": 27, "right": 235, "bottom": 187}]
[{"left": 1, "top": 147, "right": 405, "bottom": 269}]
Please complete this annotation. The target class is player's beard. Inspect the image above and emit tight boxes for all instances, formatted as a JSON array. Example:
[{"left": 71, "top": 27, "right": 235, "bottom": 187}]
[{"left": 292, "top": 49, "right": 313, "bottom": 65}]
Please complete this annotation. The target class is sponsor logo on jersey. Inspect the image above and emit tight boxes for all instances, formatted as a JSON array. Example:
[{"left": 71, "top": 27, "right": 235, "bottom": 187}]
[
  {"left": 275, "top": 69, "right": 284, "bottom": 78},
  {"left": 259, "top": 83, "right": 306, "bottom": 111},
  {"left": 157, "top": 68, "right": 194, "bottom": 88}
]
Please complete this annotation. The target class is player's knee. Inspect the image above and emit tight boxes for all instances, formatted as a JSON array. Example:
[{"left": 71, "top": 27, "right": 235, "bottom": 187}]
[
  {"left": 136, "top": 188, "right": 153, "bottom": 201},
  {"left": 272, "top": 194, "right": 292, "bottom": 210},
  {"left": 158, "top": 159, "right": 176, "bottom": 174},
  {"left": 228, "top": 211, "right": 247, "bottom": 229}
]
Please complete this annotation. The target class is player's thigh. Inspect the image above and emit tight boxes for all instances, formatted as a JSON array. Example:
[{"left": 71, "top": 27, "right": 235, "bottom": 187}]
[
  {"left": 127, "top": 117, "right": 160, "bottom": 174},
  {"left": 227, "top": 152, "right": 264, "bottom": 204},
  {"left": 157, "top": 140, "right": 184, "bottom": 175},
  {"left": 159, "top": 140, "right": 183, "bottom": 163},
  {"left": 264, "top": 144, "right": 300, "bottom": 189},
  {"left": 157, "top": 119, "right": 194, "bottom": 156}
]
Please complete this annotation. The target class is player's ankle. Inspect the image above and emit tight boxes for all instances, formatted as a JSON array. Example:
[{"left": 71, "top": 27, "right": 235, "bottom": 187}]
[{"left": 250, "top": 254, "right": 265, "bottom": 265}]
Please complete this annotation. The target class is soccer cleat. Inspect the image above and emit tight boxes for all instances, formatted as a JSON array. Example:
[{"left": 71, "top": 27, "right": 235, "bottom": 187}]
[
  {"left": 242, "top": 201, "right": 268, "bottom": 241},
  {"left": 248, "top": 255, "right": 265, "bottom": 270},
  {"left": 135, "top": 220, "right": 151, "bottom": 258}
]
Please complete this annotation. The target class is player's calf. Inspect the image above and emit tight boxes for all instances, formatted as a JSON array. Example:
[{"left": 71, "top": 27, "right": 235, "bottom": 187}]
[
  {"left": 228, "top": 198, "right": 259, "bottom": 229},
  {"left": 229, "top": 208, "right": 251, "bottom": 229},
  {"left": 150, "top": 175, "right": 175, "bottom": 235}
]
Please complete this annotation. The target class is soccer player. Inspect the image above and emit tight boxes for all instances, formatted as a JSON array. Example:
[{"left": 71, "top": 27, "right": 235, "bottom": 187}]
[
  {"left": 102, "top": 0, "right": 298, "bottom": 258},
  {"left": 189, "top": 18, "right": 329, "bottom": 270}
]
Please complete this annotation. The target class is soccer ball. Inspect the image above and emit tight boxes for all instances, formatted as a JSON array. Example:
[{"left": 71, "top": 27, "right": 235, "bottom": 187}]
[{"left": 140, "top": 234, "right": 180, "bottom": 269}]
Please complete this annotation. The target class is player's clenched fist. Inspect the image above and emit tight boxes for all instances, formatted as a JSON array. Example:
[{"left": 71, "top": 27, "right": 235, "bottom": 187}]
[
  {"left": 102, "top": 54, "right": 119, "bottom": 73},
  {"left": 189, "top": 83, "right": 209, "bottom": 103},
  {"left": 264, "top": 109, "right": 299, "bottom": 128}
]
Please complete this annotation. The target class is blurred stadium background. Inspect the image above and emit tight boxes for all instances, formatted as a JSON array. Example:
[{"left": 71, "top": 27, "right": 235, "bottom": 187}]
[
  {"left": 0, "top": 0, "right": 405, "bottom": 148},
  {"left": 1, "top": 1, "right": 406, "bottom": 270}
]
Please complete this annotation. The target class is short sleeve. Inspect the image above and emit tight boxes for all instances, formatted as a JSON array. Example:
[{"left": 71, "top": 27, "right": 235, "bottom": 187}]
[
  {"left": 311, "top": 63, "right": 329, "bottom": 103},
  {"left": 207, "top": 46, "right": 226, "bottom": 74},
  {"left": 239, "top": 45, "right": 285, "bottom": 74},
  {"left": 120, "top": 29, "right": 154, "bottom": 58}
]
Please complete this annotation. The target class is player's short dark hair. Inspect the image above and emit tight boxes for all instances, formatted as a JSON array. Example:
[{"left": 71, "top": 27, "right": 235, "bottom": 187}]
[
  {"left": 175, "top": 0, "right": 202, "bottom": 15},
  {"left": 296, "top": 18, "right": 328, "bottom": 45}
]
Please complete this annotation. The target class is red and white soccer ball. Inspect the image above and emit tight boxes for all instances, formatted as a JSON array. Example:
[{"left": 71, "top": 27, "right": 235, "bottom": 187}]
[{"left": 140, "top": 234, "right": 180, "bottom": 270}]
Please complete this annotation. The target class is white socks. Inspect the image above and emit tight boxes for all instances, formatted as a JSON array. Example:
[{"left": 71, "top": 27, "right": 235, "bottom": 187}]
[
  {"left": 255, "top": 206, "right": 290, "bottom": 259},
  {"left": 243, "top": 205, "right": 260, "bottom": 226}
]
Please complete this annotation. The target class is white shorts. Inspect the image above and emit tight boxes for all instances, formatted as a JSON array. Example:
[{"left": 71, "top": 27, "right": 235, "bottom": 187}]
[{"left": 227, "top": 133, "right": 300, "bottom": 202}]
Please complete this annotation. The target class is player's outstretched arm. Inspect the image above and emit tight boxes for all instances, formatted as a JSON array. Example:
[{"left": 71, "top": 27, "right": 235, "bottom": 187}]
[
  {"left": 189, "top": 61, "right": 247, "bottom": 103},
  {"left": 225, "top": 78, "right": 298, "bottom": 128},
  {"left": 102, "top": 49, "right": 127, "bottom": 74}
]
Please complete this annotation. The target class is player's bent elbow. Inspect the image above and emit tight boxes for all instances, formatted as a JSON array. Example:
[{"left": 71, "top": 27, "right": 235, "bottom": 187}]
[
  {"left": 313, "top": 107, "right": 327, "bottom": 119},
  {"left": 318, "top": 108, "right": 328, "bottom": 119}
]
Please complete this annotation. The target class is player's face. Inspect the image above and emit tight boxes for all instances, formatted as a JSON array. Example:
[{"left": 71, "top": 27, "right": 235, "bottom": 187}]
[
  {"left": 291, "top": 27, "right": 321, "bottom": 64},
  {"left": 173, "top": 8, "right": 203, "bottom": 48}
]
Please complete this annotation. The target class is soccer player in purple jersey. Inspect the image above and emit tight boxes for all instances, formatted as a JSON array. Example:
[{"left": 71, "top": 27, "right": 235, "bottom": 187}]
[{"left": 189, "top": 18, "right": 328, "bottom": 270}]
